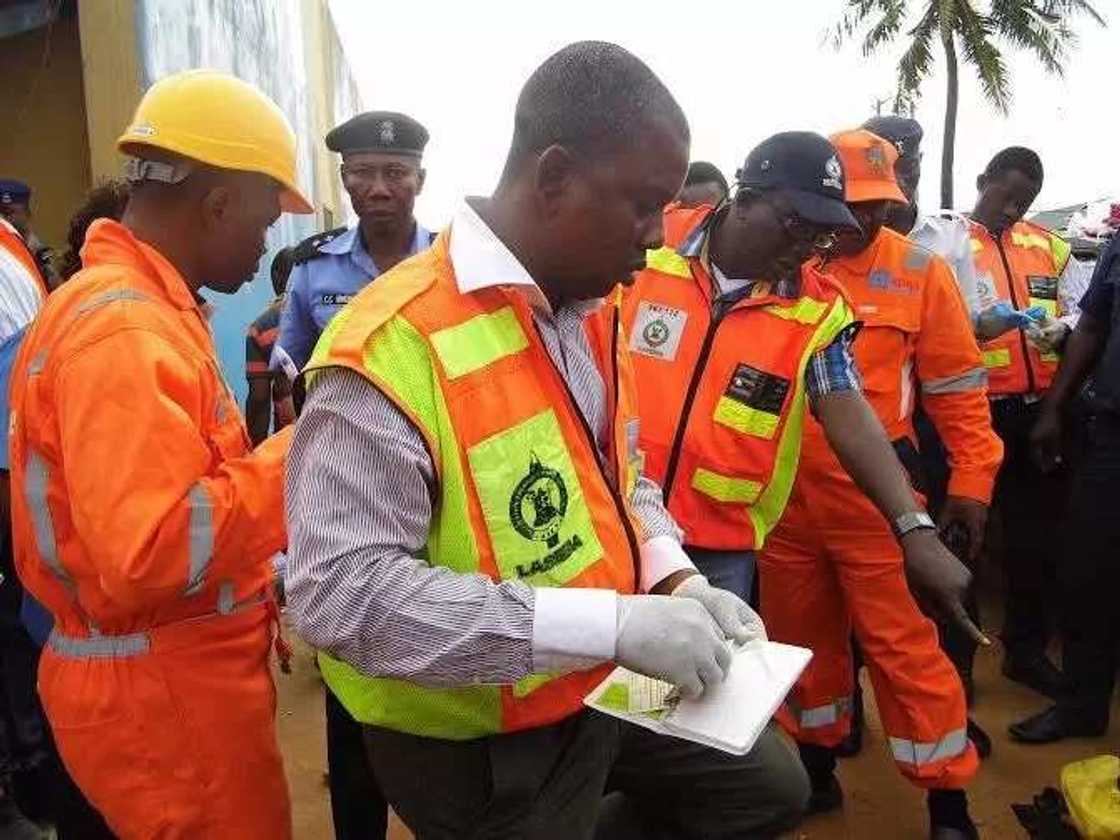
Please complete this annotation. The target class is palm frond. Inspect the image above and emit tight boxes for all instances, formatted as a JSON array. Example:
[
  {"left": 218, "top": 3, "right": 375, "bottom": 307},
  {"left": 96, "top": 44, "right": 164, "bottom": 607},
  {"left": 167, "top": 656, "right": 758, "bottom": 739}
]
[
  {"left": 895, "top": 5, "right": 938, "bottom": 97},
  {"left": 954, "top": 1, "right": 1013, "bottom": 111},
  {"left": 830, "top": 0, "right": 904, "bottom": 49}
]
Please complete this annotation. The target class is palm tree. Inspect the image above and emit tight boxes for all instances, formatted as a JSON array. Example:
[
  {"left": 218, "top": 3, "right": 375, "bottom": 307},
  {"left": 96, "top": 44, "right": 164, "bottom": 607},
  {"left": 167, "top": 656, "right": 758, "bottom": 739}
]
[{"left": 835, "top": 1, "right": 1105, "bottom": 209}]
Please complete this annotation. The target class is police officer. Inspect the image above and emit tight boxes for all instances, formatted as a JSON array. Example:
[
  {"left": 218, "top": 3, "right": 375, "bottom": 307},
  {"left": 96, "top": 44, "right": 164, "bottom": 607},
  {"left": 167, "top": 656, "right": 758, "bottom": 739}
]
[
  {"left": 272, "top": 111, "right": 433, "bottom": 380},
  {"left": 275, "top": 111, "right": 432, "bottom": 840},
  {"left": 0, "top": 180, "right": 58, "bottom": 289}
]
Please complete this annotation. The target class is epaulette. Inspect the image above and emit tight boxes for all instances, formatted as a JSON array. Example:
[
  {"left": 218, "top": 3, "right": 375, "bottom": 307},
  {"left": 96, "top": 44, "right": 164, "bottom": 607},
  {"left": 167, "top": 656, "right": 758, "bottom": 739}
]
[{"left": 291, "top": 226, "right": 347, "bottom": 265}]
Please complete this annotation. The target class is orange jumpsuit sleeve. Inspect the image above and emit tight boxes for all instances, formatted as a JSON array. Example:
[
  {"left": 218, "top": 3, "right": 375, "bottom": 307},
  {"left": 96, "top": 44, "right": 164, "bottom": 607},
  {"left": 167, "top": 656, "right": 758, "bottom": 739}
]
[
  {"left": 54, "top": 326, "right": 291, "bottom": 611},
  {"left": 915, "top": 258, "right": 1004, "bottom": 504}
]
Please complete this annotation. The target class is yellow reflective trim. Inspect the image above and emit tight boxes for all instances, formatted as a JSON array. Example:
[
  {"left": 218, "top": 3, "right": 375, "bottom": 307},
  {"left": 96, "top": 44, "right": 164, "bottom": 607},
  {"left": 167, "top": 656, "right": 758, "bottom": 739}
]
[
  {"left": 1029, "top": 297, "right": 1058, "bottom": 318},
  {"left": 1050, "top": 235, "right": 1071, "bottom": 271},
  {"left": 645, "top": 247, "right": 692, "bottom": 278},
  {"left": 762, "top": 297, "right": 828, "bottom": 325},
  {"left": 514, "top": 673, "right": 555, "bottom": 698},
  {"left": 1041, "top": 350, "right": 1059, "bottom": 363},
  {"left": 749, "top": 296, "right": 854, "bottom": 548},
  {"left": 713, "top": 396, "right": 780, "bottom": 439},
  {"left": 1011, "top": 231, "right": 1051, "bottom": 251},
  {"left": 970, "top": 238, "right": 983, "bottom": 254},
  {"left": 982, "top": 348, "right": 1012, "bottom": 368},
  {"left": 691, "top": 467, "right": 762, "bottom": 504},
  {"left": 430, "top": 306, "right": 529, "bottom": 380}
]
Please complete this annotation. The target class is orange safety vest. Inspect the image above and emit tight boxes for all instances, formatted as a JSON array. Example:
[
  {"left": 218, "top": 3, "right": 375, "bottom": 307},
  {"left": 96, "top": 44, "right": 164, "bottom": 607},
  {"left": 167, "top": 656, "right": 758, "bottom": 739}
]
[
  {"left": 10, "top": 219, "right": 289, "bottom": 645},
  {"left": 0, "top": 218, "right": 48, "bottom": 299},
  {"left": 624, "top": 204, "right": 853, "bottom": 552},
  {"left": 305, "top": 233, "right": 640, "bottom": 739},
  {"left": 811, "top": 227, "right": 1000, "bottom": 503},
  {"left": 969, "top": 219, "right": 1072, "bottom": 396}
]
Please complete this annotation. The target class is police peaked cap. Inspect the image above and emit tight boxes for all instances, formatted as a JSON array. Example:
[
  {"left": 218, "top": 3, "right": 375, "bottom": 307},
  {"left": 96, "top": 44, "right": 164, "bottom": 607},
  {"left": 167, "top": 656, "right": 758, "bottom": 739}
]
[
  {"left": 326, "top": 111, "right": 429, "bottom": 158},
  {"left": 0, "top": 179, "right": 31, "bottom": 206}
]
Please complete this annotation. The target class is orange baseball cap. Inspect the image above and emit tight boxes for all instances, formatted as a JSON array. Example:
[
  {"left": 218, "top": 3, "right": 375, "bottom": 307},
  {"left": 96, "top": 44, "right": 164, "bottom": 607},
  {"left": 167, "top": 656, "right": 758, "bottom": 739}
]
[{"left": 829, "top": 128, "right": 908, "bottom": 205}]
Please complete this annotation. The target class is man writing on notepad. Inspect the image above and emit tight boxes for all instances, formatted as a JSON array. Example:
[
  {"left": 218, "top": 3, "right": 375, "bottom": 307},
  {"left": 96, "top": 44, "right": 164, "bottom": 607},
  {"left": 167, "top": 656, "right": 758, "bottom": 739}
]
[{"left": 286, "top": 41, "right": 810, "bottom": 840}]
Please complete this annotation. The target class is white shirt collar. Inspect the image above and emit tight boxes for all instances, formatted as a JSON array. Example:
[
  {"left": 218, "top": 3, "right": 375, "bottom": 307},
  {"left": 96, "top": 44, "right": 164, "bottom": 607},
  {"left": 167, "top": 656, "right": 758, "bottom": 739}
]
[
  {"left": 448, "top": 198, "right": 603, "bottom": 317},
  {"left": 449, "top": 198, "right": 552, "bottom": 313}
]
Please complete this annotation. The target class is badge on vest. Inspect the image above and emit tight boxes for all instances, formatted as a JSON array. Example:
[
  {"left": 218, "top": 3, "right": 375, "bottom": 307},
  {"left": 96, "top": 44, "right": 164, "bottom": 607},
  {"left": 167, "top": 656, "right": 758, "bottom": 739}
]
[
  {"left": 509, "top": 455, "right": 583, "bottom": 579},
  {"left": 725, "top": 363, "right": 790, "bottom": 414},
  {"left": 321, "top": 293, "right": 353, "bottom": 306},
  {"left": 1027, "top": 276, "right": 1059, "bottom": 301},
  {"left": 630, "top": 301, "right": 687, "bottom": 361}
]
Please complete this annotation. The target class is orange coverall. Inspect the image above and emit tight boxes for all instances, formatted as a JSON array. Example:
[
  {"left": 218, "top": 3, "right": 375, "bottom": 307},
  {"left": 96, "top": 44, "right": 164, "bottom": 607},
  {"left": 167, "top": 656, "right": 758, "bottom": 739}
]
[
  {"left": 759, "top": 227, "right": 1002, "bottom": 788},
  {"left": 9, "top": 218, "right": 293, "bottom": 838}
]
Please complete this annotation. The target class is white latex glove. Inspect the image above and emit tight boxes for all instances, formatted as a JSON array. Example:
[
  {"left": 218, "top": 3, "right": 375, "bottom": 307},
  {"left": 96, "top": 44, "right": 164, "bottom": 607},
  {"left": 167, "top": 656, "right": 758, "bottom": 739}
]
[
  {"left": 1025, "top": 315, "right": 1069, "bottom": 355},
  {"left": 672, "top": 575, "right": 768, "bottom": 644},
  {"left": 616, "top": 595, "right": 731, "bottom": 698}
]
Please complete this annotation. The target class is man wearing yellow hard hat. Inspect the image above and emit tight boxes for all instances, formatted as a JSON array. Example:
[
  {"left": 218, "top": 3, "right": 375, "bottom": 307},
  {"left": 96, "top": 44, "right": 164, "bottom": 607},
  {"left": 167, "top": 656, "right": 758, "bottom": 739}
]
[{"left": 8, "top": 69, "right": 310, "bottom": 838}]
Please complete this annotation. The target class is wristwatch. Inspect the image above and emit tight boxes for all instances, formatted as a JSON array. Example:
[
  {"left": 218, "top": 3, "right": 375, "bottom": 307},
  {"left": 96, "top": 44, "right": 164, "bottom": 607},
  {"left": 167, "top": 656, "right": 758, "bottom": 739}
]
[{"left": 891, "top": 511, "right": 936, "bottom": 540}]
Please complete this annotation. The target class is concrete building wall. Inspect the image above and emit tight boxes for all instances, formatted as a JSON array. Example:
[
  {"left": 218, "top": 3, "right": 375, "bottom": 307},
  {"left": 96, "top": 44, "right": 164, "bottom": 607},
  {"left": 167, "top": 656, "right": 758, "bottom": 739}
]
[{"left": 0, "top": 12, "right": 91, "bottom": 249}]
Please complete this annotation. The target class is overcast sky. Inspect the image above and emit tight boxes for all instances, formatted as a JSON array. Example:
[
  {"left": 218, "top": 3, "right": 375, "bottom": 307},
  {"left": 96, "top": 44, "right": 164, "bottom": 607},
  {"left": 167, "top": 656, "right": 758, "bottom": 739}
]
[{"left": 329, "top": 0, "right": 1117, "bottom": 228}]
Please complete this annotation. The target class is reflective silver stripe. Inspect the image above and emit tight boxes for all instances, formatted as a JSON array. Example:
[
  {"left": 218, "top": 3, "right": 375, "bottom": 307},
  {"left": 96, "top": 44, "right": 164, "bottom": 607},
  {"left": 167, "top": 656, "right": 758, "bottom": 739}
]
[
  {"left": 73, "top": 288, "right": 149, "bottom": 318},
  {"left": 27, "top": 350, "right": 46, "bottom": 376},
  {"left": 24, "top": 451, "right": 73, "bottom": 589},
  {"left": 47, "top": 628, "right": 150, "bottom": 659},
  {"left": 217, "top": 581, "right": 235, "bottom": 615},
  {"left": 789, "top": 696, "right": 851, "bottom": 729},
  {"left": 889, "top": 727, "right": 969, "bottom": 766},
  {"left": 922, "top": 367, "right": 988, "bottom": 395},
  {"left": 184, "top": 484, "right": 214, "bottom": 596}
]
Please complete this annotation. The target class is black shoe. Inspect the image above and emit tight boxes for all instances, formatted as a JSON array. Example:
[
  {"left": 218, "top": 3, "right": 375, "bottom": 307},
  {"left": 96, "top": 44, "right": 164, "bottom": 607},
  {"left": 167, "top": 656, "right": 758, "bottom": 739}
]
[
  {"left": 967, "top": 718, "right": 991, "bottom": 760},
  {"left": 1001, "top": 653, "right": 1067, "bottom": 699},
  {"left": 928, "top": 789, "right": 978, "bottom": 840},
  {"left": 1008, "top": 704, "right": 1107, "bottom": 744},
  {"left": 835, "top": 685, "right": 864, "bottom": 758},
  {"left": 807, "top": 773, "right": 843, "bottom": 815}
]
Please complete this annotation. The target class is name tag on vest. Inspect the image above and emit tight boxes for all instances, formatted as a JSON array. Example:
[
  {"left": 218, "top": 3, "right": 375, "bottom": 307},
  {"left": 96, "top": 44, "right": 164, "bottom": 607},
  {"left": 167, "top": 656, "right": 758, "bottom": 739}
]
[
  {"left": 1027, "top": 276, "right": 1058, "bottom": 301},
  {"left": 725, "top": 363, "right": 790, "bottom": 413},
  {"left": 321, "top": 293, "right": 353, "bottom": 306},
  {"left": 630, "top": 301, "right": 687, "bottom": 361}
]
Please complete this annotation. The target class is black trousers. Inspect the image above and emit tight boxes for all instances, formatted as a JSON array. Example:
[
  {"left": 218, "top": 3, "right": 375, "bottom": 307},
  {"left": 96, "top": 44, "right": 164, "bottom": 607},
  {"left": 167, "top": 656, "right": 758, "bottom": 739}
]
[
  {"left": 325, "top": 689, "right": 388, "bottom": 840},
  {"left": 364, "top": 712, "right": 809, "bottom": 840},
  {"left": 990, "top": 397, "right": 1071, "bottom": 659},
  {"left": 1057, "top": 412, "right": 1120, "bottom": 724}
]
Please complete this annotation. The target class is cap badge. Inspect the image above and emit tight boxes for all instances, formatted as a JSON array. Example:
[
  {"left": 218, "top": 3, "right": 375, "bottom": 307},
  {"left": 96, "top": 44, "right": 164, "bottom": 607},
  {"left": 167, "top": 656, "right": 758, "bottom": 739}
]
[
  {"left": 379, "top": 120, "right": 395, "bottom": 145},
  {"left": 823, "top": 155, "right": 843, "bottom": 191},
  {"left": 866, "top": 144, "right": 887, "bottom": 173},
  {"left": 760, "top": 159, "right": 772, "bottom": 172}
]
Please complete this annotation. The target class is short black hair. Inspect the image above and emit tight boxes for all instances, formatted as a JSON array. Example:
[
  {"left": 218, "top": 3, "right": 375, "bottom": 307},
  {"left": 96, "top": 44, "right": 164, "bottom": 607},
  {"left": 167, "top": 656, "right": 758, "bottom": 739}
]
[
  {"left": 684, "top": 161, "right": 728, "bottom": 196},
  {"left": 983, "top": 146, "right": 1044, "bottom": 184},
  {"left": 271, "top": 246, "right": 295, "bottom": 296},
  {"left": 502, "top": 41, "right": 689, "bottom": 177},
  {"left": 60, "top": 179, "right": 132, "bottom": 281}
]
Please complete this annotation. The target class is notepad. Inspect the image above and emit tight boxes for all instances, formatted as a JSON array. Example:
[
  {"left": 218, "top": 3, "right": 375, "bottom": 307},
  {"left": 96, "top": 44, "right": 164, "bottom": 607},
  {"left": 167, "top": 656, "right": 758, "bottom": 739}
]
[{"left": 584, "top": 640, "right": 812, "bottom": 755}]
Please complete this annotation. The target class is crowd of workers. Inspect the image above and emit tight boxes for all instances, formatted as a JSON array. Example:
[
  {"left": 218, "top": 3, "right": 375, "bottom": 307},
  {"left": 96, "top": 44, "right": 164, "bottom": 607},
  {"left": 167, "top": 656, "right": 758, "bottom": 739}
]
[{"left": 0, "top": 38, "right": 1116, "bottom": 840}]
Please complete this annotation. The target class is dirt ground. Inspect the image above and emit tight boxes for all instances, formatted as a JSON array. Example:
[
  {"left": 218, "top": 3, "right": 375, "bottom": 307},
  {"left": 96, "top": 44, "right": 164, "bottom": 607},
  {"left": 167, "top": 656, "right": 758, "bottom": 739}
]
[{"left": 276, "top": 620, "right": 1118, "bottom": 840}]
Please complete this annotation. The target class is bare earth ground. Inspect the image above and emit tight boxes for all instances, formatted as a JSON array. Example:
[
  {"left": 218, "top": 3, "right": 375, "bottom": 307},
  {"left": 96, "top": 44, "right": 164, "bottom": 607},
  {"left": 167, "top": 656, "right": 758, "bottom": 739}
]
[{"left": 276, "top": 618, "right": 1119, "bottom": 840}]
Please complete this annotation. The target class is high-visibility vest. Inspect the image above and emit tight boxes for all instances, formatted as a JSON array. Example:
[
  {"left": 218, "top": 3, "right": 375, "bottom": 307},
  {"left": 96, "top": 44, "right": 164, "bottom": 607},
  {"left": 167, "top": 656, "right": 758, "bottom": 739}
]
[
  {"left": 969, "top": 219, "right": 1071, "bottom": 395},
  {"left": 0, "top": 218, "right": 48, "bottom": 299},
  {"left": 623, "top": 205, "right": 853, "bottom": 552},
  {"left": 306, "top": 233, "right": 641, "bottom": 740}
]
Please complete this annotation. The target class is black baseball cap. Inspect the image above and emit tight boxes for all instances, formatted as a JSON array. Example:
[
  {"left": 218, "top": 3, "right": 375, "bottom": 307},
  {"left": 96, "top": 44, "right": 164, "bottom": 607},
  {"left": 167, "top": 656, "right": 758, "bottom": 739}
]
[
  {"left": 736, "top": 131, "right": 860, "bottom": 231},
  {"left": 862, "top": 115, "right": 923, "bottom": 160}
]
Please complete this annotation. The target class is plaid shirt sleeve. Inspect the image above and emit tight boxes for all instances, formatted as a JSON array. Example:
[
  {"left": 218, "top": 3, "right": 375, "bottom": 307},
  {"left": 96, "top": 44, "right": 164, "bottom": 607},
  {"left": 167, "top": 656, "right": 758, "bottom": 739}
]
[{"left": 805, "top": 322, "right": 862, "bottom": 403}]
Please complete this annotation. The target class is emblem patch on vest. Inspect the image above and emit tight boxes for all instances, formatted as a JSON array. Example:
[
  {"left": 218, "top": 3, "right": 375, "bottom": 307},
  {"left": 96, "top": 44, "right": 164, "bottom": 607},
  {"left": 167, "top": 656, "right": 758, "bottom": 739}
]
[
  {"left": 509, "top": 454, "right": 583, "bottom": 579},
  {"left": 1027, "top": 276, "right": 1058, "bottom": 301},
  {"left": 321, "top": 293, "right": 353, "bottom": 306},
  {"left": 630, "top": 301, "right": 687, "bottom": 361},
  {"left": 725, "top": 363, "right": 790, "bottom": 414}
]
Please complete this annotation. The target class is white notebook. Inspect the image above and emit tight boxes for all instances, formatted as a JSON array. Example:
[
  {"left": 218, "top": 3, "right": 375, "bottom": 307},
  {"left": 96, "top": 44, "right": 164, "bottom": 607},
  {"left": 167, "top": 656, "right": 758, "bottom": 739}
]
[{"left": 584, "top": 640, "right": 812, "bottom": 755}]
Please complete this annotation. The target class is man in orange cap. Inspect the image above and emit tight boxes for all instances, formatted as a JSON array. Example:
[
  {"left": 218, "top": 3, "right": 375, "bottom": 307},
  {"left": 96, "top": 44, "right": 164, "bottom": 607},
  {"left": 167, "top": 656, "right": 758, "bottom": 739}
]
[
  {"left": 8, "top": 70, "right": 311, "bottom": 838},
  {"left": 758, "top": 129, "right": 1002, "bottom": 840}
]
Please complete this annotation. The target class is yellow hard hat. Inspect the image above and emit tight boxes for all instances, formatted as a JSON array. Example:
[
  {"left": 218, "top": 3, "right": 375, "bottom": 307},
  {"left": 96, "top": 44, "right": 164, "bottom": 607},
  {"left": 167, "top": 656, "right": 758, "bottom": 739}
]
[{"left": 118, "top": 69, "right": 313, "bottom": 214}]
